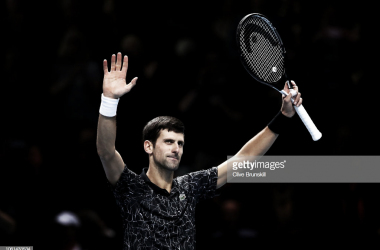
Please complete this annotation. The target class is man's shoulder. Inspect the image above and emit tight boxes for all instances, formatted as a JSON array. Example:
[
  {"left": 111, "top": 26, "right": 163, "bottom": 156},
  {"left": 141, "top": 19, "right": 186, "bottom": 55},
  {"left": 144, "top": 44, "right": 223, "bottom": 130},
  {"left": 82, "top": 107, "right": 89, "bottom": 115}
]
[
  {"left": 118, "top": 165, "right": 140, "bottom": 181},
  {"left": 174, "top": 167, "right": 218, "bottom": 185},
  {"left": 174, "top": 167, "right": 220, "bottom": 201},
  {"left": 108, "top": 165, "right": 146, "bottom": 192}
]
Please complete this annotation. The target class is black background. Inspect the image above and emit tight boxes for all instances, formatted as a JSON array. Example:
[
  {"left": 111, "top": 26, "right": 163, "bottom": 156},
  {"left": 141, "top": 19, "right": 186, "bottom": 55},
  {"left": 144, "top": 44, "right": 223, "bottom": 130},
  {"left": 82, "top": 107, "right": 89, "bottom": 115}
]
[{"left": 1, "top": 0, "right": 378, "bottom": 249}]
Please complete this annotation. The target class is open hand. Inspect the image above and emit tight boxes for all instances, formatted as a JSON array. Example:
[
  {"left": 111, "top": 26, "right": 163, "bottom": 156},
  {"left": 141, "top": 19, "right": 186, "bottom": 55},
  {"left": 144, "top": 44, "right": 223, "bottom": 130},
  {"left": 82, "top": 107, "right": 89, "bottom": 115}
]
[{"left": 103, "top": 52, "right": 138, "bottom": 99}]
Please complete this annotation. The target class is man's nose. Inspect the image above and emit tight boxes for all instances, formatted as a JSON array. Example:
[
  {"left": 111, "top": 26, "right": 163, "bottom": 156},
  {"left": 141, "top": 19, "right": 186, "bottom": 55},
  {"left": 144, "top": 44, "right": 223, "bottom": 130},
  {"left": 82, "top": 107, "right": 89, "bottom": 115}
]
[{"left": 172, "top": 143, "right": 180, "bottom": 153}]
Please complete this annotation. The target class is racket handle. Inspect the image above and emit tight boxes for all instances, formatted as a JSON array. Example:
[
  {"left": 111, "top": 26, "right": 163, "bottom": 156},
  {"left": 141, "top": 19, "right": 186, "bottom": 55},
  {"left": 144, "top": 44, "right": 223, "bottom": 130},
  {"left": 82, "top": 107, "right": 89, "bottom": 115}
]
[
  {"left": 280, "top": 90, "right": 322, "bottom": 141},
  {"left": 294, "top": 104, "right": 322, "bottom": 141}
]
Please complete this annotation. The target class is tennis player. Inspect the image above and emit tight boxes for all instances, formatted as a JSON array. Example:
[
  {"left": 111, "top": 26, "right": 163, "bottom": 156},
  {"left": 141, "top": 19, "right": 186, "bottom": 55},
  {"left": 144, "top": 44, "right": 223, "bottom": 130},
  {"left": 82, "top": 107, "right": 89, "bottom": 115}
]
[{"left": 97, "top": 53, "right": 302, "bottom": 249}]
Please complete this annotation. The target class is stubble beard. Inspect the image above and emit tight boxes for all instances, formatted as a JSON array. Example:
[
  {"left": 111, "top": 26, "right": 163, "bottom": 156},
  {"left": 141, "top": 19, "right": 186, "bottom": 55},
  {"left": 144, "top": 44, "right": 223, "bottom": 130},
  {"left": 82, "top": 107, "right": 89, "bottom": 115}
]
[{"left": 153, "top": 154, "right": 180, "bottom": 172}]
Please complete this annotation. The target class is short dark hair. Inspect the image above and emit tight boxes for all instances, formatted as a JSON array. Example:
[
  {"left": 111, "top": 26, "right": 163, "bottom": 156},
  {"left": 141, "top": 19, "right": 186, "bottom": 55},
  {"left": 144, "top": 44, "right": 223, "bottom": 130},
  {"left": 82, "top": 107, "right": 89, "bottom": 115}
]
[{"left": 142, "top": 116, "right": 185, "bottom": 147}]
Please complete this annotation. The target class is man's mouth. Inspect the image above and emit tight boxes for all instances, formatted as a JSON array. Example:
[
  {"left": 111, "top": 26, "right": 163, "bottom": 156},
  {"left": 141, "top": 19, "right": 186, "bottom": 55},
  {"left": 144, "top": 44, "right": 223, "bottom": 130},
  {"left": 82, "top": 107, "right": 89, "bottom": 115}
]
[{"left": 168, "top": 156, "right": 178, "bottom": 160}]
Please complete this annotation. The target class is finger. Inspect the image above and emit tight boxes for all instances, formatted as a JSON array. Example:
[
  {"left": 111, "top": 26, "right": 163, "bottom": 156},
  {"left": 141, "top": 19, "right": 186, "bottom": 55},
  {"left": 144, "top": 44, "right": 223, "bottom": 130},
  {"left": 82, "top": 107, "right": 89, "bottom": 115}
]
[
  {"left": 291, "top": 80, "right": 298, "bottom": 92},
  {"left": 130, "top": 77, "right": 138, "bottom": 86},
  {"left": 283, "top": 81, "right": 290, "bottom": 93},
  {"left": 103, "top": 59, "right": 108, "bottom": 75},
  {"left": 289, "top": 89, "right": 297, "bottom": 97},
  {"left": 116, "top": 52, "right": 122, "bottom": 71},
  {"left": 124, "top": 77, "right": 138, "bottom": 92},
  {"left": 293, "top": 92, "right": 301, "bottom": 105},
  {"left": 297, "top": 97, "right": 303, "bottom": 107},
  {"left": 284, "top": 91, "right": 292, "bottom": 103},
  {"left": 111, "top": 54, "right": 116, "bottom": 72},
  {"left": 122, "top": 55, "right": 128, "bottom": 74}
]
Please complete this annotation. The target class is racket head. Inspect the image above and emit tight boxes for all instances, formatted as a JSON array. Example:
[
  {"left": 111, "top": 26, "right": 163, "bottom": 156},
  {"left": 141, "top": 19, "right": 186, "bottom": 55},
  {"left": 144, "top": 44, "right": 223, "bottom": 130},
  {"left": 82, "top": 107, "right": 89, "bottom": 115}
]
[{"left": 237, "top": 13, "right": 286, "bottom": 92}]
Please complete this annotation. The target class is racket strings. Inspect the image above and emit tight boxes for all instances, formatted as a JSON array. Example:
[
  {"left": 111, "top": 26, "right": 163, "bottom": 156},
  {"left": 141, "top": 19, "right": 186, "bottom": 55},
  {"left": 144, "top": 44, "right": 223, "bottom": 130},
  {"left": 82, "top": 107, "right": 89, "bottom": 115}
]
[{"left": 239, "top": 17, "right": 284, "bottom": 83}]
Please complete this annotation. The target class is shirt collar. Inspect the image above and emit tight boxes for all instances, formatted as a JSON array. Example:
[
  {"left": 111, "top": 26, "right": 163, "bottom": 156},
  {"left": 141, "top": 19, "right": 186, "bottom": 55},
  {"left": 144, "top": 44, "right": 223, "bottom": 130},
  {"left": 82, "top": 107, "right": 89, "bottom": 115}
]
[{"left": 140, "top": 168, "right": 178, "bottom": 196}]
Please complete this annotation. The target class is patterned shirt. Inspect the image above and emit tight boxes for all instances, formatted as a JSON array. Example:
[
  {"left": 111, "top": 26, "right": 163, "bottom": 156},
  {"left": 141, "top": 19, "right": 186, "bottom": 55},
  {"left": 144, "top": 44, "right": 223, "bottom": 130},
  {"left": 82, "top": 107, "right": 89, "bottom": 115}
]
[{"left": 107, "top": 165, "right": 221, "bottom": 249}]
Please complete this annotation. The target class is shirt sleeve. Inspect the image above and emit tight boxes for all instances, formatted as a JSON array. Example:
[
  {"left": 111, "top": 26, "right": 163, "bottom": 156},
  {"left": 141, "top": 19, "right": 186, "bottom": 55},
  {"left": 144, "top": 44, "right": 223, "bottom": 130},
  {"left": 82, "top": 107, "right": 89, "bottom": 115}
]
[
  {"left": 184, "top": 166, "right": 221, "bottom": 203},
  {"left": 106, "top": 164, "right": 139, "bottom": 204}
]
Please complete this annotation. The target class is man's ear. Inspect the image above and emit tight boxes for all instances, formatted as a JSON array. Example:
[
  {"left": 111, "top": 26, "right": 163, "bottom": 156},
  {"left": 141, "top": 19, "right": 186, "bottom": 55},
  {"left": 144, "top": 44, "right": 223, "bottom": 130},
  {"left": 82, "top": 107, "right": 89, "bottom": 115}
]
[{"left": 144, "top": 140, "right": 154, "bottom": 154}]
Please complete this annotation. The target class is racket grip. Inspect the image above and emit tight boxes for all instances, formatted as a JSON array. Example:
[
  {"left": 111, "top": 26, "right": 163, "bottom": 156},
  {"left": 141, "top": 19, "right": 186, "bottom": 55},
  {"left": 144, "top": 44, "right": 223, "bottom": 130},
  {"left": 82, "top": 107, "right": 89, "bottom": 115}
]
[
  {"left": 280, "top": 90, "right": 322, "bottom": 141},
  {"left": 294, "top": 104, "right": 322, "bottom": 141}
]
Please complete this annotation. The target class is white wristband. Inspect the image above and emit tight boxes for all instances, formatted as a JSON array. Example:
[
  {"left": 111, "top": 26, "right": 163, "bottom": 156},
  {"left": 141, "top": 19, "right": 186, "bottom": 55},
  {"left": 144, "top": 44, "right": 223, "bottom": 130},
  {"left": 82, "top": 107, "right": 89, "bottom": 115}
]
[{"left": 99, "top": 94, "right": 120, "bottom": 117}]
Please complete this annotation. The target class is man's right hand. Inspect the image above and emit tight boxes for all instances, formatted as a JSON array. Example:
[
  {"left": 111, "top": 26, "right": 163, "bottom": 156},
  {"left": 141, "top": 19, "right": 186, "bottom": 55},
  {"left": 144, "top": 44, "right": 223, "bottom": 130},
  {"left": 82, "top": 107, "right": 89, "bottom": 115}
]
[{"left": 103, "top": 52, "right": 138, "bottom": 99}]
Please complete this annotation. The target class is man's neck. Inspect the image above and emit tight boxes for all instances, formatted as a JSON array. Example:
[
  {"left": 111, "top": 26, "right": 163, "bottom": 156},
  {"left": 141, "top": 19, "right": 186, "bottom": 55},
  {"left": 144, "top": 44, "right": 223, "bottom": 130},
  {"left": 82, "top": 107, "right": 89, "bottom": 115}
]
[{"left": 146, "top": 164, "right": 174, "bottom": 193}]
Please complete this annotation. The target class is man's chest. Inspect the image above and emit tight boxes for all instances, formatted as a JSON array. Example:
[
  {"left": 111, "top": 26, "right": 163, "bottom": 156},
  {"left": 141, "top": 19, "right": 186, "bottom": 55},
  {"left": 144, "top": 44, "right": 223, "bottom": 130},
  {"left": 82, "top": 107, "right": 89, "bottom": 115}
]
[{"left": 125, "top": 190, "right": 195, "bottom": 222}]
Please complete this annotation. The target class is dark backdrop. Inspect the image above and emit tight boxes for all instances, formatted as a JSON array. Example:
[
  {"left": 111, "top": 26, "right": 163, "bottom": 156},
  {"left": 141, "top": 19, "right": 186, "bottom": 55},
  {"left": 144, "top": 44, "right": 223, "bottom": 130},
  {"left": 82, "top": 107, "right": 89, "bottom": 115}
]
[{"left": 1, "top": 0, "right": 378, "bottom": 249}]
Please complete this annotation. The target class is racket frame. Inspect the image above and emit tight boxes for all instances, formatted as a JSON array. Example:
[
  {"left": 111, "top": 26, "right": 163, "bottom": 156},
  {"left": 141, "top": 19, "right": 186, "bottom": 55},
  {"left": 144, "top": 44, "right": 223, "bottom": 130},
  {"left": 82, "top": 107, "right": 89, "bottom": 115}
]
[{"left": 236, "top": 13, "right": 291, "bottom": 92}]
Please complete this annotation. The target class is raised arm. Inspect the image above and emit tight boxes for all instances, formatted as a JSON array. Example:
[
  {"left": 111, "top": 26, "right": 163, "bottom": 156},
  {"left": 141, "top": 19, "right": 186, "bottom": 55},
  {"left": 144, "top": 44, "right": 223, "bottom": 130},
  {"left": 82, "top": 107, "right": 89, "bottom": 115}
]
[
  {"left": 96, "top": 53, "right": 138, "bottom": 185},
  {"left": 216, "top": 81, "right": 302, "bottom": 189}
]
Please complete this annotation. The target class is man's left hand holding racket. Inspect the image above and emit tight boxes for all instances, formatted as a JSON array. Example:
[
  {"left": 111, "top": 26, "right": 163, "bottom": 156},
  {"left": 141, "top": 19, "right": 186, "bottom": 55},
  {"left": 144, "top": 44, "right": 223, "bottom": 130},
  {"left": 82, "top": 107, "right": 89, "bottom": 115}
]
[{"left": 281, "top": 80, "right": 302, "bottom": 118}]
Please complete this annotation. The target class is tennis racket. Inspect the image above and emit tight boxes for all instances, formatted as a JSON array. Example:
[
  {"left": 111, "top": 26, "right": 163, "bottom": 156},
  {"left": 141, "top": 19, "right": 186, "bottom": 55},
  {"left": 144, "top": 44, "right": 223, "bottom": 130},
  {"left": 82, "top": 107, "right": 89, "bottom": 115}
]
[{"left": 236, "top": 13, "right": 322, "bottom": 141}]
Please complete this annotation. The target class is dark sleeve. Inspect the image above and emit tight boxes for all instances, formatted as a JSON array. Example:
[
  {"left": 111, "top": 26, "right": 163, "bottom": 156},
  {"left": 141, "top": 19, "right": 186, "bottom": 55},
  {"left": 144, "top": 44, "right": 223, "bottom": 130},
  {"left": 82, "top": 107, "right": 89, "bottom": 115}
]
[
  {"left": 185, "top": 167, "right": 221, "bottom": 203},
  {"left": 106, "top": 164, "right": 139, "bottom": 204}
]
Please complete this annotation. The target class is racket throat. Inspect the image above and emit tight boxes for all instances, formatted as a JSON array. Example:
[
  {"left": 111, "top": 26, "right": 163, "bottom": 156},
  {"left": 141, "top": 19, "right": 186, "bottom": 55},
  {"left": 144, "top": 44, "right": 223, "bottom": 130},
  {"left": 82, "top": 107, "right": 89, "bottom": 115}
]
[{"left": 284, "top": 72, "right": 293, "bottom": 90}]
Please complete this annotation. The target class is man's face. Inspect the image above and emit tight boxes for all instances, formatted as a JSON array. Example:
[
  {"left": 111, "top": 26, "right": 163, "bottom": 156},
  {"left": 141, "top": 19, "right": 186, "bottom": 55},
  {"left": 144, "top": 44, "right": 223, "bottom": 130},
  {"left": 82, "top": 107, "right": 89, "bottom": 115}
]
[{"left": 151, "top": 129, "right": 184, "bottom": 171}]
